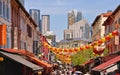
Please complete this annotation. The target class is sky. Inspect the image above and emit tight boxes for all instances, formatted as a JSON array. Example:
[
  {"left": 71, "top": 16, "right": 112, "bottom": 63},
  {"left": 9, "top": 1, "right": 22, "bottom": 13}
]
[{"left": 25, "top": 0, "right": 120, "bottom": 41}]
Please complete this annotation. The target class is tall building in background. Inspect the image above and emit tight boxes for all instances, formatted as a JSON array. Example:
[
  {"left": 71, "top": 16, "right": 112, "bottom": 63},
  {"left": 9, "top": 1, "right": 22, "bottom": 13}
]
[
  {"left": 58, "top": 9, "right": 91, "bottom": 51},
  {"left": 76, "top": 12, "right": 82, "bottom": 22},
  {"left": 18, "top": 0, "right": 24, "bottom": 6},
  {"left": 64, "top": 19, "right": 91, "bottom": 40},
  {"left": 68, "top": 9, "right": 82, "bottom": 28},
  {"left": 41, "top": 15, "right": 50, "bottom": 35},
  {"left": 29, "top": 9, "right": 41, "bottom": 32}
]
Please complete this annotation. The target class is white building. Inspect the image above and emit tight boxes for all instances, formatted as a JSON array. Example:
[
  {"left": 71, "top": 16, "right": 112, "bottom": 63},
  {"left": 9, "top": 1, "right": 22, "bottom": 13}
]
[{"left": 64, "top": 19, "right": 91, "bottom": 40}]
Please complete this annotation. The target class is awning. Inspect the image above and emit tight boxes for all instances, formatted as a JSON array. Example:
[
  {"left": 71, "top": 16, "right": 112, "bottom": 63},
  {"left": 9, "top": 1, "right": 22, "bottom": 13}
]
[
  {"left": 29, "top": 56, "right": 52, "bottom": 68},
  {"left": 0, "top": 51, "right": 43, "bottom": 71},
  {"left": 92, "top": 55, "right": 120, "bottom": 71}
]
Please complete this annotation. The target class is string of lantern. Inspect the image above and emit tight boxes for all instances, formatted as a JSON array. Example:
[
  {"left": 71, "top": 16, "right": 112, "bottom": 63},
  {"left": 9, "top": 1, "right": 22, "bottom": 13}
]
[{"left": 40, "top": 30, "right": 118, "bottom": 63}]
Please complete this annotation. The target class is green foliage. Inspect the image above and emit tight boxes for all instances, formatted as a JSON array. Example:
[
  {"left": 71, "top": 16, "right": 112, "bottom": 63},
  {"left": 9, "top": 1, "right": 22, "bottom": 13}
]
[
  {"left": 103, "top": 48, "right": 109, "bottom": 56},
  {"left": 71, "top": 47, "right": 109, "bottom": 66},
  {"left": 71, "top": 48, "right": 95, "bottom": 66}
]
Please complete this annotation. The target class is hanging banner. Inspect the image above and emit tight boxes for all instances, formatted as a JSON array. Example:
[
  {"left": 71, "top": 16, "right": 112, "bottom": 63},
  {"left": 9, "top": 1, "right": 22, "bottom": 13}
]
[
  {"left": 0, "top": 24, "right": 6, "bottom": 45},
  {"left": 115, "top": 35, "right": 119, "bottom": 45}
]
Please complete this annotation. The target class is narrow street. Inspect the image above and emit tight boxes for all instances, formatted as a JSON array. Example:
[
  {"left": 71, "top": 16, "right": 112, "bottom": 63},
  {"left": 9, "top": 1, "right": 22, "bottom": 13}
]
[{"left": 0, "top": 0, "right": 120, "bottom": 75}]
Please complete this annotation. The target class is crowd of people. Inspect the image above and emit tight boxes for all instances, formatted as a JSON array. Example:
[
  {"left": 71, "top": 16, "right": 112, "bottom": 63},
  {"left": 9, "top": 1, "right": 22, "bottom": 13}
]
[{"left": 48, "top": 64, "right": 91, "bottom": 75}]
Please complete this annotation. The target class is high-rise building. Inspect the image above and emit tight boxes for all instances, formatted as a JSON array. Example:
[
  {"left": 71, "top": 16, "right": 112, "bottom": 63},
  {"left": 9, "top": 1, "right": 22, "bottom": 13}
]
[
  {"left": 68, "top": 9, "right": 82, "bottom": 28},
  {"left": 64, "top": 19, "right": 91, "bottom": 40},
  {"left": 29, "top": 9, "right": 41, "bottom": 32},
  {"left": 76, "top": 12, "right": 82, "bottom": 22},
  {"left": 41, "top": 15, "right": 50, "bottom": 35}
]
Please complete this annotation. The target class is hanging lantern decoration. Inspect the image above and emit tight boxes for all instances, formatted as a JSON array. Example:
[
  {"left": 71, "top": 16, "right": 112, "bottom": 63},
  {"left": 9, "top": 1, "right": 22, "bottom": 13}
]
[
  {"left": 43, "top": 42, "right": 48, "bottom": 47},
  {"left": 109, "top": 33, "right": 114, "bottom": 38},
  {"left": 80, "top": 47, "right": 83, "bottom": 51},
  {"left": 64, "top": 49, "right": 68, "bottom": 52},
  {"left": 40, "top": 29, "right": 119, "bottom": 58},
  {"left": 77, "top": 47, "right": 80, "bottom": 51},
  {"left": 86, "top": 45, "right": 90, "bottom": 49},
  {"left": 69, "top": 49, "right": 73, "bottom": 52},
  {"left": 56, "top": 51, "right": 60, "bottom": 54},
  {"left": 58, "top": 48, "right": 62, "bottom": 52},
  {"left": 105, "top": 35, "right": 111, "bottom": 41},
  {"left": 101, "top": 37, "right": 106, "bottom": 43},
  {"left": 48, "top": 45, "right": 52, "bottom": 50},
  {"left": 94, "top": 41, "right": 99, "bottom": 46},
  {"left": 112, "top": 30, "right": 118, "bottom": 36},
  {"left": 83, "top": 46, "right": 87, "bottom": 50},
  {"left": 89, "top": 44, "right": 93, "bottom": 49},
  {"left": 98, "top": 39, "right": 103, "bottom": 45},
  {"left": 93, "top": 46, "right": 105, "bottom": 55},
  {"left": 74, "top": 48, "right": 78, "bottom": 52}
]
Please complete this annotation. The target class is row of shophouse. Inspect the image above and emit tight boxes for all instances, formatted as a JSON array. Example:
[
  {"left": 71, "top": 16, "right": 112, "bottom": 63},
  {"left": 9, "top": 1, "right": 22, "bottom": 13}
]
[
  {"left": 88, "top": 4, "right": 120, "bottom": 74},
  {"left": 0, "top": 0, "right": 53, "bottom": 75}
]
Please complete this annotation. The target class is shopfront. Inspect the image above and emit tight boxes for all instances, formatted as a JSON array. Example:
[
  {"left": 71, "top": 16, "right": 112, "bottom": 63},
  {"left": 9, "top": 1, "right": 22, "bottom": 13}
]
[
  {"left": 0, "top": 51, "right": 43, "bottom": 75},
  {"left": 92, "top": 55, "right": 120, "bottom": 75}
]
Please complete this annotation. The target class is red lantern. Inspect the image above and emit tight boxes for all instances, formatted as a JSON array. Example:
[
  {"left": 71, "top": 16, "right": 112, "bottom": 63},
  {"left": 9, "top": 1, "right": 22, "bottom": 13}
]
[
  {"left": 105, "top": 35, "right": 111, "bottom": 40},
  {"left": 74, "top": 48, "right": 78, "bottom": 52},
  {"left": 80, "top": 47, "right": 83, "bottom": 50},
  {"left": 69, "top": 49, "right": 73, "bottom": 52},
  {"left": 59, "top": 48, "right": 62, "bottom": 52},
  {"left": 93, "top": 46, "right": 105, "bottom": 55},
  {"left": 98, "top": 40, "right": 103, "bottom": 44},
  {"left": 64, "top": 49, "right": 68, "bottom": 52},
  {"left": 86, "top": 45, "right": 90, "bottom": 49},
  {"left": 112, "top": 30, "right": 118, "bottom": 36}
]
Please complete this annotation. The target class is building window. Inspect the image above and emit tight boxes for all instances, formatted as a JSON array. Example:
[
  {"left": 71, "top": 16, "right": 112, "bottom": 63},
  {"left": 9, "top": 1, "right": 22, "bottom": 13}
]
[
  {"left": 66, "top": 33, "right": 71, "bottom": 39},
  {"left": 33, "top": 41, "right": 39, "bottom": 55},
  {"left": 80, "top": 26, "right": 83, "bottom": 32},
  {"left": 74, "top": 43, "right": 78, "bottom": 47},
  {"left": 3, "top": 2, "right": 6, "bottom": 18},
  {"left": 20, "top": 40, "right": 27, "bottom": 50},
  {"left": 27, "top": 24, "right": 32, "bottom": 37},
  {"left": 119, "top": 18, "right": 120, "bottom": 24},
  {"left": 0, "top": 0, "right": 2, "bottom": 16},
  {"left": 6, "top": 6, "right": 10, "bottom": 20}
]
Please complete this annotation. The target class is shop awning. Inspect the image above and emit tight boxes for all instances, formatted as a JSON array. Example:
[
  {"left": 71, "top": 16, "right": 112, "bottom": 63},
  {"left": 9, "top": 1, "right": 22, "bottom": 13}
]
[
  {"left": 92, "top": 55, "right": 120, "bottom": 71},
  {"left": 29, "top": 56, "right": 52, "bottom": 68},
  {"left": 0, "top": 51, "right": 43, "bottom": 71}
]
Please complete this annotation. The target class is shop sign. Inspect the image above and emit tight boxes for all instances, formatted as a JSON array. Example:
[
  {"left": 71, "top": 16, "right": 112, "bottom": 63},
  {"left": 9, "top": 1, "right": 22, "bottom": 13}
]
[
  {"left": 0, "top": 24, "right": 6, "bottom": 45},
  {"left": 115, "top": 36, "right": 119, "bottom": 45}
]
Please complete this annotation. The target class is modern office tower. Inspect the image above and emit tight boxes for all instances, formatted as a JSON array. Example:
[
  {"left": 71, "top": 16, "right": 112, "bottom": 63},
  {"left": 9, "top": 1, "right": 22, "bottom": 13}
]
[
  {"left": 41, "top": 15, "right": 50, "bottom": 35},
  {"left": 68, "top": 9, "right": 82, "bottom": 28},
  {"left": 76, "top": 12, "right": 82, "bottom": 22},
  {"left": 19, "top": 0, "right": 24, "bottom": 6},
  {"left": 29, "top": 9, "right": 41, "bottom": 32},
  {"left": 64, "top": 19, "right": 91, "bottom": 40}
]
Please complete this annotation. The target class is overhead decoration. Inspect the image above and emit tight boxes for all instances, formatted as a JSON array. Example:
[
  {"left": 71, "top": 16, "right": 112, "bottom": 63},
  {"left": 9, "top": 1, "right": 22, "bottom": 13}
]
[
  {"left": 93, "top": 46, "right": 105, "bottom": 55},
  {"left": 40, "top": 30, "right": 118, "bottom": 63}
]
